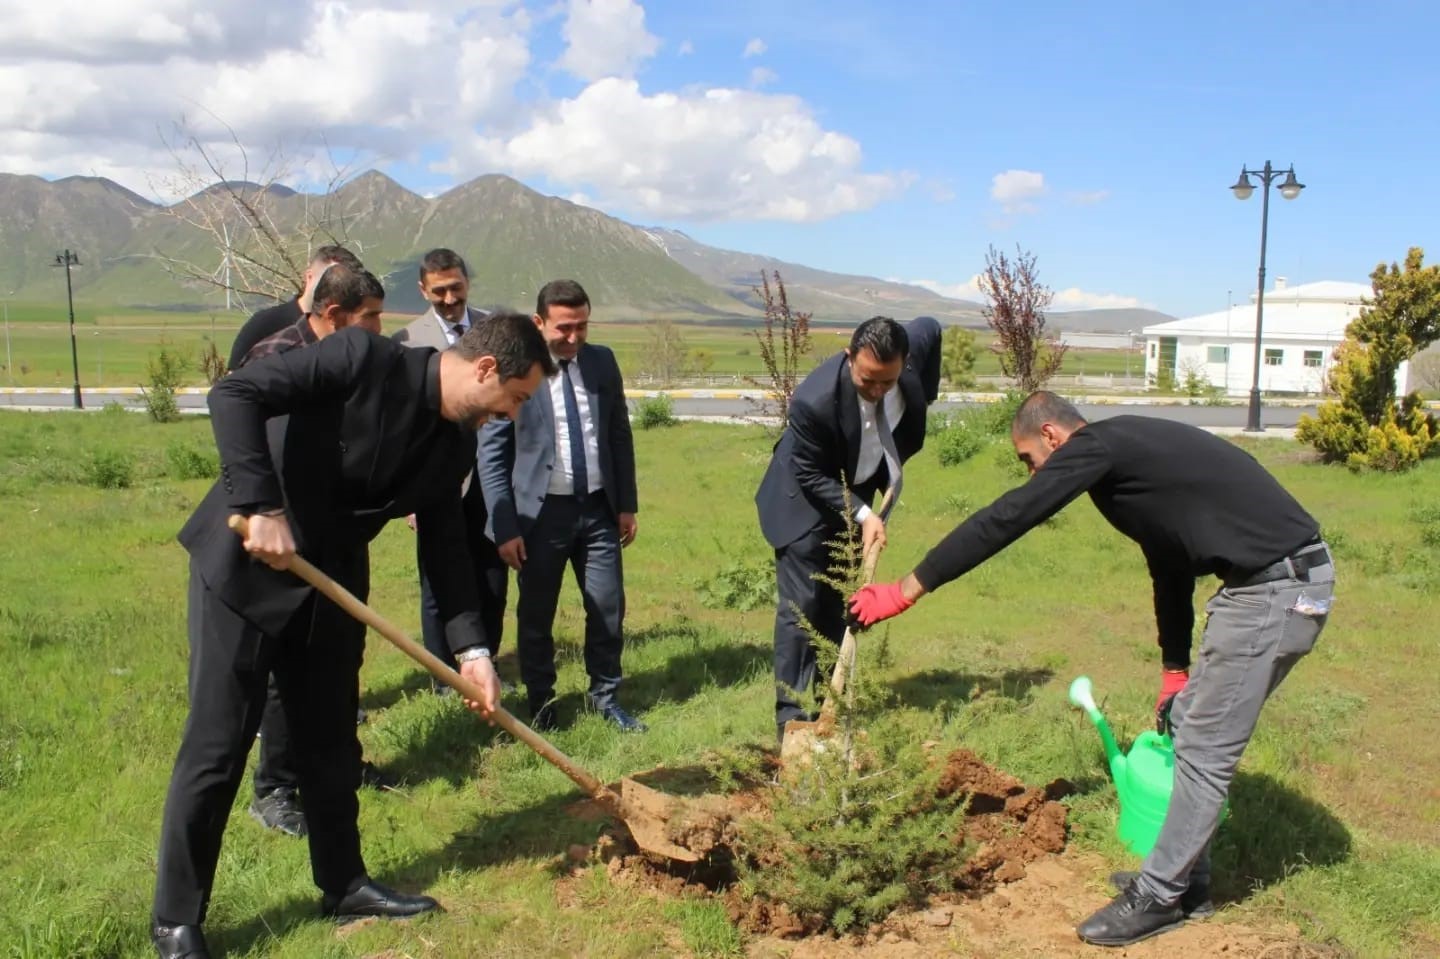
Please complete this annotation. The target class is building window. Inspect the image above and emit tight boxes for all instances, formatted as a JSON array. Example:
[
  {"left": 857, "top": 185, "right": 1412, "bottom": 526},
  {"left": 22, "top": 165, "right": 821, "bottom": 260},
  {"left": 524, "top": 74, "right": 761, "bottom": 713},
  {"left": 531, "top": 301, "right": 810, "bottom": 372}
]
[
  {"left": 1149, "top": 342, "right": 1156, "bottom": 359},
  {"left": 1264, "top": 348, "right": 1284, "bottom": 366},
  {"left": 1206, "top": 346, "right": 1229, "bottom": 364},
  {"left": 1304, "top": 350, "right": 1324, "bottom": 368}
]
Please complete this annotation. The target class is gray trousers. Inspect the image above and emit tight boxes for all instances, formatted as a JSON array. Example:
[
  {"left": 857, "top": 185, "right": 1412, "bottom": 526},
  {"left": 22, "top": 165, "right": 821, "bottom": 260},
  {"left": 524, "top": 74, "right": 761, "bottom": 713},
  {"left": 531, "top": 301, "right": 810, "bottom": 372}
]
[{"left": 1135, "top": 550, "right": 1334, "bottom": 904}]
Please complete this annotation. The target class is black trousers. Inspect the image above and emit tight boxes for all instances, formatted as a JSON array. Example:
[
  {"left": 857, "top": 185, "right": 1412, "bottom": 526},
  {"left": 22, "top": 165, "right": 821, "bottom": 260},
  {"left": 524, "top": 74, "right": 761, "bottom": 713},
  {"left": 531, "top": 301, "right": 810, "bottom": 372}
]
[
  {"left": 516, "top": 491, "right": 625, "bottom": 710},
  {"left": 153, "top": 560, "right": 368, "bottom": 926},
  {"left": 252, "top": 675, "right": 300, "bottom": 796},
  {"left": 773, "top": 520, "right": 855, "bottom": 729},
  {"left": 418, "top": 480, "right": 509, "bottom": 678}
]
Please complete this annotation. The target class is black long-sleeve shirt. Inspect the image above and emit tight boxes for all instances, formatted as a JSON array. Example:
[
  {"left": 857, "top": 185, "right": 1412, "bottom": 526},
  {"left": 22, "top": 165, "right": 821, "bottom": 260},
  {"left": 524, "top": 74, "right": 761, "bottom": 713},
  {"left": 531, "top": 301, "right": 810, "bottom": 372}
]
[{"left": 912, "top": 416, "right": 1319, "bottom": 667}]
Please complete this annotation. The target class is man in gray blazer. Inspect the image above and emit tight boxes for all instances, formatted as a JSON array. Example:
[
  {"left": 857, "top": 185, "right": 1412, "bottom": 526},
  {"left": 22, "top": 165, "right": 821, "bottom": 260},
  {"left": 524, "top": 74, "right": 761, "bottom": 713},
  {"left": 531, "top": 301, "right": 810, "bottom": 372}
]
[
  {"left": 394, "top": 249, "right": 508, "bottom": 684},
  {"left": 479, "top": 279, "right": 643, "bottom": 732}
]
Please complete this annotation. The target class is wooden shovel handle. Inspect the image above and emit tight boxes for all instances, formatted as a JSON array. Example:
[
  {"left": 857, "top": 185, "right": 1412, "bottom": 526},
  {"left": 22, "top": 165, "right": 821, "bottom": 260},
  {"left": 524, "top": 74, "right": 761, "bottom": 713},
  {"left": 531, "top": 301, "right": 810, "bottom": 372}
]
[
  {"left": 822, "top": 485, "right": 895, "bottom": 706},
  {"left": 226, "top": 514, "right": 613, "bottom": 802}
]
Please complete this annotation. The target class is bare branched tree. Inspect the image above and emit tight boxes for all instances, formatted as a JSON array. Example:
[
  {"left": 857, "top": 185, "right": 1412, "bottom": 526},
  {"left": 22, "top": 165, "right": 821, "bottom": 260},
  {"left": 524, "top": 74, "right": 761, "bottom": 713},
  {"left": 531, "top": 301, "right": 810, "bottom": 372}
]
[
  {"left": 978, "top": 245, "right": 1066, "bottom": 392},
  {"left": 745, "top": 270, "right": 813, "bottom": 428},
  {"left": 148, "top": 116, "right": 365, "bottom": 310}
]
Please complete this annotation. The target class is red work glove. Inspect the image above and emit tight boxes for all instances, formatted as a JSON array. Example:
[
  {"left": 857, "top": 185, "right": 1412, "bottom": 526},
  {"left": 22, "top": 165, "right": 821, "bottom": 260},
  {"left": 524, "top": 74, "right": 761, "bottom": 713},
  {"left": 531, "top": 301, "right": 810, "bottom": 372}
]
[
  {"left": 848, "top": 582, "right": 915, "bottom": 629},
  {"left": 1155, "top": 668, "right": 1189, "bottom": 734}
]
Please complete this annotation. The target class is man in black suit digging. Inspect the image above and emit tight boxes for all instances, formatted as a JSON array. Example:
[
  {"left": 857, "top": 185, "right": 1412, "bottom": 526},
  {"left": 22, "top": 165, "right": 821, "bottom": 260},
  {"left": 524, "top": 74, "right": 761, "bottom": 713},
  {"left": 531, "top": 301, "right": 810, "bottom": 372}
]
[{"left": 150, "top": 314, "right": 553, "bottom": 959}]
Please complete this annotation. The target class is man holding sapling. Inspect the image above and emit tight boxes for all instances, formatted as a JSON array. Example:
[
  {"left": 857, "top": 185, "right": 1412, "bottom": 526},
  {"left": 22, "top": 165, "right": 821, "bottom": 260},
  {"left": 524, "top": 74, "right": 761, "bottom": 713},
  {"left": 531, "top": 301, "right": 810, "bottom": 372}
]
[
  {"left": 754, "top": 314, "right": 942, "bottom": 742},
  {"left": 848, "top": 390, "right": 1334, "bottom": 948}
]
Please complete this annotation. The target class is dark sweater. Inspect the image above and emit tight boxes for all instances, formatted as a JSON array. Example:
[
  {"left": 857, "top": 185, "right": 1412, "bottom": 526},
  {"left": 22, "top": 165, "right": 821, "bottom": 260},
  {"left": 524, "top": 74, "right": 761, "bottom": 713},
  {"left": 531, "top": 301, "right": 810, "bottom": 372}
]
[
  {"left": 912, "top": 416, "right": 1319, "bottom": 667},
  {"left": 228, "top": 298, "right": 302, "bottom": 370}
]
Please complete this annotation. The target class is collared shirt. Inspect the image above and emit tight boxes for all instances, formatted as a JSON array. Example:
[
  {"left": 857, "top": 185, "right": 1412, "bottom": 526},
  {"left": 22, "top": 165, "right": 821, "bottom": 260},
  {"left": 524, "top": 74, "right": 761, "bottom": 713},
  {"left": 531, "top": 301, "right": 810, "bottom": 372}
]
[
  {"left": 239, "top": 315, "right": 318, "bottom": 368},
  {"left": 546, "top": 355, "right": 602, "bottom": 496},
  {"left": 435, "top": 308, "right": 470, "bottom": 346},
  {"left": 854, "top": 387, "right": 906, "bottom": 485}
]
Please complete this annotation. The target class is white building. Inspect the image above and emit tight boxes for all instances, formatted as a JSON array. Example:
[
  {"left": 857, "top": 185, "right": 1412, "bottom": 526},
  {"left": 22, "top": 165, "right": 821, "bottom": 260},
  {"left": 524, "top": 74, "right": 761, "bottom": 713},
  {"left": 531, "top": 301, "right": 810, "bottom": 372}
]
[{"left": 1141, "top": 279, "right": 1380, "bottom": 396}]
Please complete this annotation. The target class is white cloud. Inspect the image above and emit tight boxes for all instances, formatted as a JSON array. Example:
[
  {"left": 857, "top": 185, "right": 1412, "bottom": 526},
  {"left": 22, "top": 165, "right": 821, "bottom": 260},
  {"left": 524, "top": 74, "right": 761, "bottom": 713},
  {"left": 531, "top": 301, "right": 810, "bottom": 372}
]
[
  {"left": 1050, "top": 287, "right": 1146, "bottom": 311},
  {"left": 902, "top": 275, "right": 1146, "bottom": 311},
  {"left": 468, "top": 78, "right": 903, "bottom": 221},
  {"left": 990, "top": 169, "right": 1045, "bottom": 213},
  {"left": 556, "top": 0, "right": 659, "bottom": 81},
  {"left": 0, "top": 1, "right": 900, "bottom": 225},
  {"left": 743, "top": 37, "right": 767, "bottom": 58},
  {"left": 905, "top": 276, "right": 984, "bottom": 301},
  {"left": 677, "top": 39, "right": 694, "bottom": 55},
  {"left": 1068, "top": 189, "right": 1109, "bottom": 205}
]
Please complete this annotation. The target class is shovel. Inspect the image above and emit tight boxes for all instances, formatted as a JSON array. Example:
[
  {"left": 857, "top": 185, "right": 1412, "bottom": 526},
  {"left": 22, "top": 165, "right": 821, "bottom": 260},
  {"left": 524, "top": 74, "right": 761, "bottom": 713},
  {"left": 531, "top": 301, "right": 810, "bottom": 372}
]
[
  {"left": 779, "top": 487, "right": 892, "bottom": 765},
  {"left": 227, "top": 515, "right": 700, "bottom": 863}
]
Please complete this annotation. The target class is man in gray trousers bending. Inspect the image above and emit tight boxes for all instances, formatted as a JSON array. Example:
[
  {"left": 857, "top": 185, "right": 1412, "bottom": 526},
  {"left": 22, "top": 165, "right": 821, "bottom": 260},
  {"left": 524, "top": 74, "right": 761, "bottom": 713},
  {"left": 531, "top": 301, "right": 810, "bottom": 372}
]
[{"left": 848, "top": 390, "right": 1334, "bottom": 948}]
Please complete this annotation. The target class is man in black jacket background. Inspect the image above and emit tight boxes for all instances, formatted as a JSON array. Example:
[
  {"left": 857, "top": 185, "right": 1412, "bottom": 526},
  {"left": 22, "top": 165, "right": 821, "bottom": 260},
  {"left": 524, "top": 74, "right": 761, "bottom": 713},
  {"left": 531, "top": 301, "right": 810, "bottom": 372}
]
[{"left": 850, "top": 391, "right": 1334, "bottom": 948}]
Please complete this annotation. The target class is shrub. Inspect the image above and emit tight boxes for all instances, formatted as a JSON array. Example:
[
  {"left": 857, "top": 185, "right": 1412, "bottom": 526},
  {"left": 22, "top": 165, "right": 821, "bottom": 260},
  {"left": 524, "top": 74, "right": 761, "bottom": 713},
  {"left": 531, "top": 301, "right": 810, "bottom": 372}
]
[
  {"left": 86, "top": 449, "right": 134, "bottom": 489},
  {"left": 697, "top": 557, "right": 774, "bottom": 612},
  {"left": 634, "top": 393, "right": 678, "bottom": 430},
  {"left": 165, "top": 442, "right": 218, "bottom": 481},
  {"left": 141, "top": 347, "right": 187, "bottom": 424},
  {"left": 970, "top": 390, "right": 1026, "bottom": 436},
  {"left": 934, "top": 420, "right": 987, "bottom": 467},
  {"left": 734, "top": 716, "right": 962, "bottom": 933}
]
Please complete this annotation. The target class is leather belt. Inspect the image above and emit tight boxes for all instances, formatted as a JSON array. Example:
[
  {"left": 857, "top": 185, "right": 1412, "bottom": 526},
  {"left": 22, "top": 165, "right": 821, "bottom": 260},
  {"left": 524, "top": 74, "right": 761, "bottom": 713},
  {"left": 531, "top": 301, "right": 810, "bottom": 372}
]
[{"left": 1226, "top": 538, "right": 1331, "bottom": 588}]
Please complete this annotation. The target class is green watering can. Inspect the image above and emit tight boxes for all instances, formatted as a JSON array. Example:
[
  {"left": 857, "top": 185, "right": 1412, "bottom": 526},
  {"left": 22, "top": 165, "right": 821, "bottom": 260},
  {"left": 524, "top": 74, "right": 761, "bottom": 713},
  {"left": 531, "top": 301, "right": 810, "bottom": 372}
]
[{"left": 1068, "top": 675, "right": 1227, "bottom": 857}]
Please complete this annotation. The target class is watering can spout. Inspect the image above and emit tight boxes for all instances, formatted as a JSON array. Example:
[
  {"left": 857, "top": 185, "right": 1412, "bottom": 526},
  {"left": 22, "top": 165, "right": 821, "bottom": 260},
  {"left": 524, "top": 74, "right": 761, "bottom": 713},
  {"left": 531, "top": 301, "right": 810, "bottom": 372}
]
[{"left": 1068, "top": 675, "right": 1124, "bottom": 766}]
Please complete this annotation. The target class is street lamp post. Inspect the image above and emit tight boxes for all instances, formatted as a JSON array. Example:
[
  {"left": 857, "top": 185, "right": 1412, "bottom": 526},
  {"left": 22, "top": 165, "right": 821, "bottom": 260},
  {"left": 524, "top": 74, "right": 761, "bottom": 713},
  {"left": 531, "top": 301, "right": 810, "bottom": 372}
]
[
  {"left": 94, "top": 330, "right": 102, "bottom": 385},
  {"left": 3, "top": 291, "right": 12, "bottom": 384},
  {"left": 55, "top": 250, "right": 83, "bottom": 409},
  {"left": 1124, "top": 328, "right": 1135, "bottom": 386},
  {"left": 1230, "top": 162, "right": 1304, "bottom": 431}
]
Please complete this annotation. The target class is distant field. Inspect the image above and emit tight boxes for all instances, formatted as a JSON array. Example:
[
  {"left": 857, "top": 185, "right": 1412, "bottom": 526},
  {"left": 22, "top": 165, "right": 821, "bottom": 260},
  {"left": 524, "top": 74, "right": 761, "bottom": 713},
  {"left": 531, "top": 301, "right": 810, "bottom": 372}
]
[{"left": 0, "top": 303, "right": 1137, "bottom": 388}]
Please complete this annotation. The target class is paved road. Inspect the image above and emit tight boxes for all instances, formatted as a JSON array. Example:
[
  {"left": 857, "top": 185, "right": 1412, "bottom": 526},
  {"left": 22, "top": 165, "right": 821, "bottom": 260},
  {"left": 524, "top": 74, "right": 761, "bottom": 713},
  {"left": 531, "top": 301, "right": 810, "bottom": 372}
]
[
  {"left": 0, "top": 387, "right": 1316, "bottom": 429},
  {"left": 668, "top": 397, "right": 1315, "bottom": 428}
]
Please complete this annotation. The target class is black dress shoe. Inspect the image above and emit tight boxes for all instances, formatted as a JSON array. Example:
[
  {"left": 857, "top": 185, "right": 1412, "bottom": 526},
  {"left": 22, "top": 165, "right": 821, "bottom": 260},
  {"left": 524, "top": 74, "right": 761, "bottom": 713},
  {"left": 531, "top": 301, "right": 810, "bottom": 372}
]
[
  {"left": 1076, "top": 882, "right": 1185, "bottom": 946},
  {"left": 529, "top": 701, "right": 558, "bottom": 731},
  {"left": 359, "top": 760, "right": 397, "bottom": 790},
  {"left": 320, "top": 880, "right": 441, "bottom": 922},
  {"left": 249, "top": 787, "right": 307, "bottom": 838},
  {"left": 596, "top": 703, "right": 647, "bottom": 733},
  {"left": 151, "top": 922, "right": 211, "bottom": 959},
  {"left": 1109, "top": 870, "right": 1215, "bottom": 919}
]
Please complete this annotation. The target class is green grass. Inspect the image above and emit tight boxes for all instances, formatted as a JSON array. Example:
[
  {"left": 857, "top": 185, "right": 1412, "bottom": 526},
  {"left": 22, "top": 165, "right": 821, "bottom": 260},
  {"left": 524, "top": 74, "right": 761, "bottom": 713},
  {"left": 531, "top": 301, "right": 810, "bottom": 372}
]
[
  {"left": 0, "top": 304, "right": 1133, "bottom": 387},
  {"left": 0, "top": 412, "right": 1436, "bottom": 957}
]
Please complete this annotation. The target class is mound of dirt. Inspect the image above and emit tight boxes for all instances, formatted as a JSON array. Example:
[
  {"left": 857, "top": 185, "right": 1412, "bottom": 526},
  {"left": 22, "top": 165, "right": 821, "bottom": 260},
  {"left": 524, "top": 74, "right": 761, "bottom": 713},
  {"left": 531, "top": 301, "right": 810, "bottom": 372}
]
[{"left": 565, "top": 748, "right": 1073, "bottom": 938}]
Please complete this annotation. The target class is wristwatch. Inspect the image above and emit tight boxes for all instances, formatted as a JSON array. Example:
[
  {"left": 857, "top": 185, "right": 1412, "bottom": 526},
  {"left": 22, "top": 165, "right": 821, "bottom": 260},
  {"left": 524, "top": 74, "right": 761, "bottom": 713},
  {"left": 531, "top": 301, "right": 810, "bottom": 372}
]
[{"left": 456, "top": 646, "right": 492, "bottom": 663}]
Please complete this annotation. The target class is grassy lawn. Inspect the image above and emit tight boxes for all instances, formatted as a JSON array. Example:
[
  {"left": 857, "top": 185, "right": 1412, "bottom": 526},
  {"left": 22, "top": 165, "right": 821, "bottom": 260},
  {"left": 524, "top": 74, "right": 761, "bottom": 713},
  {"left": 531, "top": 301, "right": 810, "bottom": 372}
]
[
  {"left": 0, "top": 305, "right": 1134, "bottom": 388},
  {"left": 0, "top": 410, "right": 1436, "bottom": 957}
]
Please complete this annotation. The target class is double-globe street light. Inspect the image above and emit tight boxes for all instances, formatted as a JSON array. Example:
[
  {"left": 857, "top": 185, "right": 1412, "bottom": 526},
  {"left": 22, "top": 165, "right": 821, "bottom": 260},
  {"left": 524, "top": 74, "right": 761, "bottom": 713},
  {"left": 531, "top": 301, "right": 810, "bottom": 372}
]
[{"left": 1230, "top": 162, "right": 1305, "bottom": 432}]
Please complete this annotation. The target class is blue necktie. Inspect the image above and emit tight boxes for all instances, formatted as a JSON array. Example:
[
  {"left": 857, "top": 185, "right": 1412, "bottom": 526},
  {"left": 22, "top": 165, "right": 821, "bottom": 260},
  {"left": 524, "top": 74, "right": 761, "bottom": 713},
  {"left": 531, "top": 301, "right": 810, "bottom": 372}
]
[{"left": 560, "top": 360, "right": 589, "bottom": 495}]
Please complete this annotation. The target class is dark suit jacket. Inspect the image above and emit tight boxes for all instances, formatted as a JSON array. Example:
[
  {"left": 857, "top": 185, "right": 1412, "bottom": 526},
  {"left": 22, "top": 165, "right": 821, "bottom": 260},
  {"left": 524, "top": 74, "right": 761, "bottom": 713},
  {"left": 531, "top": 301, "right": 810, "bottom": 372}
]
[
  {"left": 178, "top": 326, "right": 485, "bottom": 652},
  {"left": 478, "top": 342, "right": 637, "bottom": 543},
  {"left": 755, "top": 315, "right": 943, "bottom": 549}
]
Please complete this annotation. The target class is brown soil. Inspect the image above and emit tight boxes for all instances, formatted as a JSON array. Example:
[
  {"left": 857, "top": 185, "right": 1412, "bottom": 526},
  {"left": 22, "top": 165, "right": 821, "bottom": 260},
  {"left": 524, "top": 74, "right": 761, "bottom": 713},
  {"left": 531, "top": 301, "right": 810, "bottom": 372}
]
[{"left": 558, "top": 749, "right": 1327, "bottom": 957}]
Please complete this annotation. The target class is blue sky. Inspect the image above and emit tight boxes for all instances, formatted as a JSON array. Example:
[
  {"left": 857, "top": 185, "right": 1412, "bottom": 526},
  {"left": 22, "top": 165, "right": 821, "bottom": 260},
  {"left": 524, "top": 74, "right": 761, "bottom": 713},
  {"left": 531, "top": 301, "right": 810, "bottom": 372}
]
[{"left": 2, "top": 0, "right": 1436, "bottom": 316}]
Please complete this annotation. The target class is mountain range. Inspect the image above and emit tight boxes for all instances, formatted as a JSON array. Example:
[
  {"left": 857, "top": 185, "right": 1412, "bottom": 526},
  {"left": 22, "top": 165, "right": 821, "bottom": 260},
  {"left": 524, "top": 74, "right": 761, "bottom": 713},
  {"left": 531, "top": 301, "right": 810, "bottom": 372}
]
[{"left": 0, "top": 170, "right": 1174, "bottom": 331}]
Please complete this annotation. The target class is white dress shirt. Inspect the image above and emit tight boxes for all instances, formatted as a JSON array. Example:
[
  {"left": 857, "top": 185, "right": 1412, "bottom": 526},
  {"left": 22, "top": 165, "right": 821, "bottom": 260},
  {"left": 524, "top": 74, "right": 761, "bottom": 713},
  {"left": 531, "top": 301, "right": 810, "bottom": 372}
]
[
  {"left": 853, "top": 387, "right": 905, "bottom": 522},
  {"left": 546, "top": 356, "right": 603, "bottom": 496},
  {"left": 436, "top": 310, "right": 470, "bottom": 345}
]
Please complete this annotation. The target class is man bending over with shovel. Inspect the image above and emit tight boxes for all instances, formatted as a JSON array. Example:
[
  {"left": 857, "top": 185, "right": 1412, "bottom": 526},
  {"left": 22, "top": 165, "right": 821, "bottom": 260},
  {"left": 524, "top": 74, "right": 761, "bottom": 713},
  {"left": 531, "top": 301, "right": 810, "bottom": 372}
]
[
  {"left": 151, "top": 314, "right": 553, "bottom": 959},
  {"left": 848, "top": 391, "right": 1334, "bottom": 948}
]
